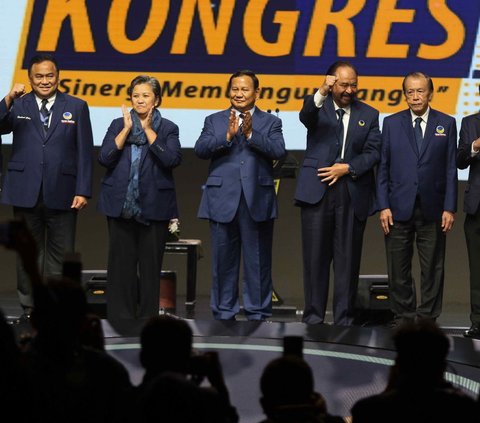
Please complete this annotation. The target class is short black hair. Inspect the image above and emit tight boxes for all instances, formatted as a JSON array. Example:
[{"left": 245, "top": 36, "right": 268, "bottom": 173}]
[
  {"left": 402, "top": 71, "right": 434, "bottom": 94},
  {"left": 228, "top": 69, "right": 259, "bottom": 91},
  {"left": 260, "top": 356, "right": 314, "bottom": 406},
  {"left": 140, "top": 316, "right": 193, "bottom": 373},
  {"left": 393, "top": 319, "right": 449, "bottom": 376},
  {"left": 28, "top": 53, "right": 59, "bottom": 75},
  {"left": 326, "top": 60, "right": 358, "bottom": 77},
  {"left": 127, "top": 75, "right": 162, "bottom": 107}
]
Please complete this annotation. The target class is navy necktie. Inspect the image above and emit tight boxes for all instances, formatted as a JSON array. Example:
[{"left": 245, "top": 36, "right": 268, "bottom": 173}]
[
  {"left": 336, "top": 108, "right": 346, "bottom": 162},
  {"left": 40, "top": 99, "right": 50, "bottom": 133},
  {"left": 414, "top": 117, "right": 423, "bottom": 151}
]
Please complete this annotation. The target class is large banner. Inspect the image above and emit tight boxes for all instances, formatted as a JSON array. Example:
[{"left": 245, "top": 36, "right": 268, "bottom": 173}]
[{"left": 1, "top": 0, "right": 479, "bottom": 177}]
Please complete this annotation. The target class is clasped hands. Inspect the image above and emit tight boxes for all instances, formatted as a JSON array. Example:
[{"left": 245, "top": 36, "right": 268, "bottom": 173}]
[
  {"left": 121, "top": 104, "right": 154, "bottom": 131},
  {"left": 226, "top": 109, "right": 252, "bottom": 141}
]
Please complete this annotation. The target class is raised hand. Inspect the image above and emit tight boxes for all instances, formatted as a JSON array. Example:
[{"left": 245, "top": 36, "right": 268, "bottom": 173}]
[
  {"left": 121, "top": 104, "right": 132, "bottom": 130},
  {"left": 319, "top": 74, "right": 338, "bottom": 96},
  {"left": 241, "top": 111, "right": 252, "bottom": 138},
  {"left": 5, "top": 83, "right": 26, "bottom": 108},
  {"left": 226, "top": 109, "right": 239, "bottom": 142},
  {"left": 141, "top": 107, "right": 154, "bottom": 131}
]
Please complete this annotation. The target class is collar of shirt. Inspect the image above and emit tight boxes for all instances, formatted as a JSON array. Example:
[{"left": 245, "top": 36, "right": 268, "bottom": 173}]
[
  {"left": 232, "top": 106, "right": 255, "bottom": 119},
  {"left": 410, "top": 107, "right": 430, "bottom": 125},
  {"left": 333, "top": 103, "right": 351, "bottom": 116},
  {"left": 35, "top": 93, "right": 57, "bottom": 111}
]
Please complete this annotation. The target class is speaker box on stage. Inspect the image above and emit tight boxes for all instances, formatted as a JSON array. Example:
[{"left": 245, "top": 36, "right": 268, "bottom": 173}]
[
  {"left": 82, "top": 270, "right": 107, "bottom": 318},
  {"left": 159, "top": 270, "right": 177, "bottom": 312},
  {"left": 354, "top": 275, "right": 394, "bottom": 325},
  {"left": 81, "top": 270, "right": 179, "bottom": 319}
]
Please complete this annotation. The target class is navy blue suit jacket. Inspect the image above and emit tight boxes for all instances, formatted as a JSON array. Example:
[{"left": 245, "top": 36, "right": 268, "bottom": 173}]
[
  {"left": 195, "top": 108, "right": 286, "bottom": 223},
  {"left": 377, "top": 108, "right": 458, "bottom": 221},
  {"left": 457, "top": 112, "right": 480, "bottom": 215},
  {"left": 97, "top": 116, "right": 181, "bottom": 221},
  {"left": 0, "top": 91, "right": 93, "bottom": 210},
  {"left": 295, "top": 95, "right": 381, "bottom": 220}
]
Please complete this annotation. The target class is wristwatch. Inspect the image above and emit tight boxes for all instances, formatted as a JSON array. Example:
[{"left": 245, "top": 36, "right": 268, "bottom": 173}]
[{"left": 348, "top": 164, "right": 357, "bottom": 180}]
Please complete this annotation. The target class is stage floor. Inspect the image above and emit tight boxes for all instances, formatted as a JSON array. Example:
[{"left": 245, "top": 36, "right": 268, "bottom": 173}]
[
  {"left": 103, "top": 319, "right": 480, "bottom": 422},
  {"left": 3, "top": 291, "right": 479, "bottom": 422}
]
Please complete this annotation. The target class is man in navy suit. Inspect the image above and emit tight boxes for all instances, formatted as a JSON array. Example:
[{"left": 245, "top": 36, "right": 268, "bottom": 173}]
[
  {"left": 0, "top": 54, "right": 93, "bottom": 315},
  {"left": 295, "top": 61, "right": 381, "bottom": 326},
  {"left": 377, "top": 72, "right": 457, "bottom": 325},
  {"left": 195, "top": 70, "right": 286, "bottom": 321},
  {"left": 457, "top": 95, "right": 480, "bottom": 339}
]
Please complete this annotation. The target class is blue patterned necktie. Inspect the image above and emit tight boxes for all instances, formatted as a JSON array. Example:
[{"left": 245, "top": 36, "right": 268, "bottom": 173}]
[{"left": 39, "top": 99, "right": 50, "bottom": 133}]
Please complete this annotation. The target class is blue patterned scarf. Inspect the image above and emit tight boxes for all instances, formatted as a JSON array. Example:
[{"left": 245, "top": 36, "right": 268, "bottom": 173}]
[{"left": 121, "top": 109, "right": 162, "bottom": 222}]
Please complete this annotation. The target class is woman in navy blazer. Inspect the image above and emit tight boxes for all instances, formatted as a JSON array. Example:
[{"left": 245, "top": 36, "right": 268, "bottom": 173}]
[{"left": 97, "top": 75, "right": 181, "bottom": 322}]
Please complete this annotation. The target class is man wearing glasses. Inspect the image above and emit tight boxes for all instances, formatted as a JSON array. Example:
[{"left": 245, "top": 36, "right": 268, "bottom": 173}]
[{"left": 376, "top": 72, "right": 457, "bottom": 327}]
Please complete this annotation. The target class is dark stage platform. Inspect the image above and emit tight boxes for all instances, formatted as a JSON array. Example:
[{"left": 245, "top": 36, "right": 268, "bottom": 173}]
[
  {"left": 3, "top": 287, "right": 478, "bottom": 422},
  {"left": 102, "top": 319, "right": 480, "bottom": 422}
]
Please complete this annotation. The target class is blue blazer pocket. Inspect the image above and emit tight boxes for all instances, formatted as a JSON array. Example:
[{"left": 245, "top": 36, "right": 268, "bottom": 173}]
[
  {"left": 302, "top": 157, "right": 319, "bottom": 168},
  {"left": 259, "top": 176, "right": 274, "bottom": 186},
  {"left": 205, "top": 175, "right": 222, "bottom": 186},
  {"left": 101, "top": 176, "right": 114, "bottom": 186},
  {"left": 7, "top": 161, "right": 25, "bottom": 171}
]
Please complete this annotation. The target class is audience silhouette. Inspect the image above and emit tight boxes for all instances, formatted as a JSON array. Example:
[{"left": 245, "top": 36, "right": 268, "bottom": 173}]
[
  {"left": 0, "top": 309, "right": 33, "bottom": 422},
  {"left": 351, "top": 319, "right": 478, "bottom": 422},
  {"left": 136, "top": 315, "right": 238, "bottom": 422},
  {"left": 24, "top": 277, "right": 133, "bottom": 422},
  {"left": 259, "top": 354, "right": 344, "bottom": 423},
  {"left": 1, "top": 220, "right": 478, "bottom": 422},
  {"left": 4, "top": 220, "right": 133, "bottom": 422}
]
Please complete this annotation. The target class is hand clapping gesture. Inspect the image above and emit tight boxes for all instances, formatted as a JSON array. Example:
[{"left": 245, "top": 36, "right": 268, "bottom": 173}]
[
  {"left": 121, "top": 104, "right": 132, "bottom": 130},
  {"left": 141, "top": 107, "right": 154, "bottom": 131},
  {"left": 241, "top": 111, "right": 252, "bottom": 138},
  {"left": 226, "top": 109, "right": 239, "bottom": 142}
]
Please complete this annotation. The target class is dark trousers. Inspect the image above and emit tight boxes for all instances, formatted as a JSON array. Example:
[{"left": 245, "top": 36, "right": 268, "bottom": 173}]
[
  {"left": 106, "top": 217, "right": 169, "bottom": 321},
  {"left": 301, "top": 178, "right": 366, "bottom": 325},
  {"left": 209, "top": 193, "right": 274, "bottom": 320},
  {"left": 13, "top": 204, "right": 77, "bottom": 308},
  {"left": 386, "top": 200, "right": 445, "bottom": 320},
  {"left": 465, "top": 211, "right": 480, "bottom": 325}
]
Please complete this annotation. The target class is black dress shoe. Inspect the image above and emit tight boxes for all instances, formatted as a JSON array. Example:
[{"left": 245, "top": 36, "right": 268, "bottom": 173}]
[{"left": 464, "top": 324, "right": 480, "bottom": 339}]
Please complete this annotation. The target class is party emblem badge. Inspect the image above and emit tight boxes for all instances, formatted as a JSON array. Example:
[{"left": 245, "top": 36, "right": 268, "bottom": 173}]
[
  {"left": 61, "top": 111, "right": 75, "bottom": 124},
  {"left": 358, "top": 120, "right": 365, "bottom": 126},
  {"left": 435, "top": 125, "right": 446, "bottom": 136}
]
